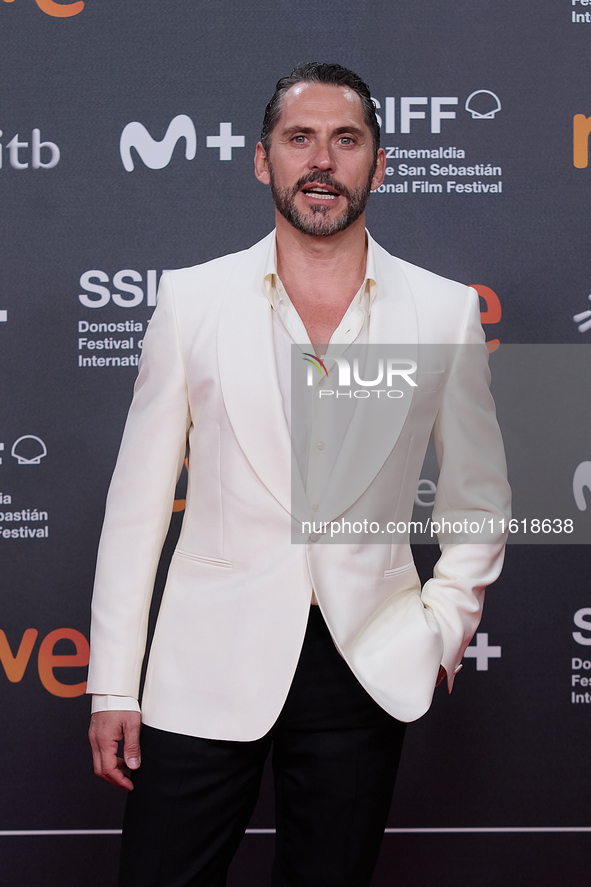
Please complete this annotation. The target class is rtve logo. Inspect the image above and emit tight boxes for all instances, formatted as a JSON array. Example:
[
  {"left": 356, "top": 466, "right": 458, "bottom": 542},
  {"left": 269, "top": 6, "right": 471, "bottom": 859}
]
[
  {"left": 120, "top": 114, "right": 245, "bottom": 171},
  {"left": 371, "top": 91, "right": 502, "bottom": 134},
  {"left": 0, "top": 627, "right": 89, "bottom": 697},
  {"left": 2, "top": 0, "right": 84, "bottom": 17},
  {"left": 0, "top": 128, "right": 60, "bottom": 169}
]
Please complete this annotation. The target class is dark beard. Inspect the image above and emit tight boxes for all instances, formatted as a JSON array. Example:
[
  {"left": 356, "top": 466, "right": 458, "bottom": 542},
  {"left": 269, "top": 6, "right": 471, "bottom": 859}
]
[{"left": 268, "top": 163, "right": 376, "bottom": 237}]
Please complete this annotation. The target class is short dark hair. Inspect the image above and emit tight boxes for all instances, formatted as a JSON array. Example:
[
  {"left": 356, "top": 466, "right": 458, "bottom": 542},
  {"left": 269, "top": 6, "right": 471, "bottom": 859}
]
[{"left": 261, "top": 62, "right": 380, "bottom": 158}]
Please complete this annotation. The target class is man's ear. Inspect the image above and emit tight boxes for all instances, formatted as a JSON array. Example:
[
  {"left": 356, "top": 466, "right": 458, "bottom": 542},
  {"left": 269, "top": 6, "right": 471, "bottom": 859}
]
[
  {"left": 254, "top": 141, "right": 271, "bottom": 185},
  {"left": 370, "top": 148, "right": 386, "bottom": 192}
]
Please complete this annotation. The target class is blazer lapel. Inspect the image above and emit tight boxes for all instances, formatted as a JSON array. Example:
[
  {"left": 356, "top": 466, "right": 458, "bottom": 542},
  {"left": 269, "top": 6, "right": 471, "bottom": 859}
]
[{"left": 217, "top": 234, "right": 309, "bottom": 522}]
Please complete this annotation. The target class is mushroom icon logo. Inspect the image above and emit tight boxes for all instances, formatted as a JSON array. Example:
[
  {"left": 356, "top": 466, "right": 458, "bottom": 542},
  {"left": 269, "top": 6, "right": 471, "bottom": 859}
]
[
  {"left": 465, "top": 90, "right": 502, "bottom": 119},
  {"left": 11, "top": 435, "right": 47, "bottom": 465}
]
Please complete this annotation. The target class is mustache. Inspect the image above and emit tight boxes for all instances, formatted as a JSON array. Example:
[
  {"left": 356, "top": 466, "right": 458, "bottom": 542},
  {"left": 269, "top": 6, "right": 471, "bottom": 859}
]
[{"left": 293, "top": 171, "right": 351, "bottom": 199}]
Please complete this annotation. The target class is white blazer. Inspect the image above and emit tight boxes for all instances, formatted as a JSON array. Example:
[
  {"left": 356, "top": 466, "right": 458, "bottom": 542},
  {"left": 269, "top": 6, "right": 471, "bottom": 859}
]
[{"left": 87, "top": 231, "right": 510, "bottom": 739}]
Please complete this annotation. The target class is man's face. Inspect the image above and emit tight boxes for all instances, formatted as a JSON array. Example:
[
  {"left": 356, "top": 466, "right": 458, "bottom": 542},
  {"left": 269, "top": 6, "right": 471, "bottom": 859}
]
[{"left": 255, "top": 82, "right": 385, "bottom": 237}]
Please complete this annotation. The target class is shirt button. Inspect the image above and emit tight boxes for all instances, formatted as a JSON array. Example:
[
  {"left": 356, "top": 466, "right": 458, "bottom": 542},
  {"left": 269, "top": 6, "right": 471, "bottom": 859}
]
[
  {"left": 312, "top": 503, "right": 319, "bottom": 512},
  {"left": 316, "top": 441, "right": 325, "bottom": 450}
]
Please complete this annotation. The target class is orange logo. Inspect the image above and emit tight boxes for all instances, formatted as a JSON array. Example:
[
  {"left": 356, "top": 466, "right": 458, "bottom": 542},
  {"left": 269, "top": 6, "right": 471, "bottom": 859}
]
[
  {"left": 471, "top": 284, "right": 501, "bottom": 352},
  {"left": 574, "top": 114, "right": 591, "bottom": 168},
  {"left": 0, "top": 627, "right": 89, "bottom": 697},
  {"left": 3, "top": 0, "right": 84, "bottom": 17}
]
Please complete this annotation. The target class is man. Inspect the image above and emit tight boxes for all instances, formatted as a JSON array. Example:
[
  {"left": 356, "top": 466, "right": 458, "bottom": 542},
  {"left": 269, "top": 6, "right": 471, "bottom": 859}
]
[{"left": 88, "top": 63, "right": 510, "bottom": 886}]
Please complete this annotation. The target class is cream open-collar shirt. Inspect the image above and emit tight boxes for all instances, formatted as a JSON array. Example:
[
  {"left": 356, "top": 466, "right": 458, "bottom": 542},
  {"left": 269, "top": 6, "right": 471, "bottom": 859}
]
[
  {"left": 92, "top": 233, "right": 378, "bottom": 713},
  {"left": 264, "top": 232, "right": 377, "bottom": 509}
]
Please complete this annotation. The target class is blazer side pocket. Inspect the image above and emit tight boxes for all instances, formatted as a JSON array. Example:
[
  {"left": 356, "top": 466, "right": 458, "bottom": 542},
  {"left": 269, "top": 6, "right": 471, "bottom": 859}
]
[
  {"left": 175, "top": 549, "right": 233, "bottom": 569},
  {"left": 383, "top": 562, "right": 415, "bottom": 579}
]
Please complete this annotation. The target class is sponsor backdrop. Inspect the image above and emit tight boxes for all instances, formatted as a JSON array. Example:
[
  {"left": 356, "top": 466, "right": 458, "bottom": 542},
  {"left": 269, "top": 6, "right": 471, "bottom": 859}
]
[{"left": 1, "top": 1, "right": 591, "bottom": 884}]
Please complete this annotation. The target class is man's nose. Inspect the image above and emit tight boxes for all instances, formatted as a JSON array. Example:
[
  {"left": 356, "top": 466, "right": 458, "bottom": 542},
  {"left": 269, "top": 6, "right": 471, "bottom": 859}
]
[{"left": 308, "top": 141, "right": 334, "bottom": 172}]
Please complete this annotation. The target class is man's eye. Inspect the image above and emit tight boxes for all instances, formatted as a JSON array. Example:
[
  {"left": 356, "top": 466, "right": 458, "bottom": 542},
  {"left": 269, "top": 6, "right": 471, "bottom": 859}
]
[
  {"left": 339, "top": 137, "right": 354, "bottom": 145},
  {"left": 293, "top": 135, "right": 307, "bottom": 143}
]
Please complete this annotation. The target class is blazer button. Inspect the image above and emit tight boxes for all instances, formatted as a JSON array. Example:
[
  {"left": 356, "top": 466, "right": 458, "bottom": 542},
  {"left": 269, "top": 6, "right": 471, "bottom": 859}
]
[{"left": 308, "top": 533, "right": 322, "bottom": 543}]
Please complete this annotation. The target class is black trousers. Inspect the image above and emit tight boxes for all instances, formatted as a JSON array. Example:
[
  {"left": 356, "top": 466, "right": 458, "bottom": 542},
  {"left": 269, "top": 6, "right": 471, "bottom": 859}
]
[{"left": 118, "top": 607, "right": 406, "bottom": 887}]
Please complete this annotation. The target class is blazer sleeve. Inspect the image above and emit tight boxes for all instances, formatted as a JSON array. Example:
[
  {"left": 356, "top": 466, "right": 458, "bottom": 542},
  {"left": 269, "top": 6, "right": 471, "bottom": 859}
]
[
  {"left": 419, "top": 287, "right": 511, "bottom": 690},
  {"left": 86, "top": 272, "right": 191, "bottom": 700}
]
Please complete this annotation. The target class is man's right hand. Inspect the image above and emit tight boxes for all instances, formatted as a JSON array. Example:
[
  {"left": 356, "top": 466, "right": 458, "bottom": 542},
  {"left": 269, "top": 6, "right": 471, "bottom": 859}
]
[{"left": 89, "top": 710, "right": 142, "bottom": 791}]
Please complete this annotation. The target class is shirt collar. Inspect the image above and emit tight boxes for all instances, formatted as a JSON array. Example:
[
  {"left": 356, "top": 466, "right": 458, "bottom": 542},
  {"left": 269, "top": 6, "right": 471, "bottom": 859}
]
[{"left": 263, "top": 229, "right": 378, "bottom": 314}]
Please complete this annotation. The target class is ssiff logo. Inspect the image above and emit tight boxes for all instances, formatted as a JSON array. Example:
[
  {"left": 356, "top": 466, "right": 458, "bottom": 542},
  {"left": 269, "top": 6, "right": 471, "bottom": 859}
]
[
  {"left": 372, "top": 91, "right": 501, "bottom": 133},
  {"left": 3, "top": 0, "right": 84, "bottom": 17}
]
